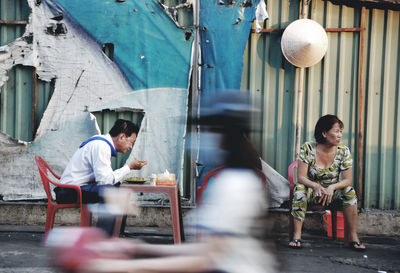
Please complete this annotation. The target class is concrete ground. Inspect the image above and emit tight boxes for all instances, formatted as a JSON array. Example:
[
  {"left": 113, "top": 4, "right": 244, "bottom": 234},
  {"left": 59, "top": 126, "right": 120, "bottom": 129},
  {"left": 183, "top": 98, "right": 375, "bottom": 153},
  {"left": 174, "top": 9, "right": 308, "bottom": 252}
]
[{"left": 0, "top": 225, "right": 399, "bottom": 273}]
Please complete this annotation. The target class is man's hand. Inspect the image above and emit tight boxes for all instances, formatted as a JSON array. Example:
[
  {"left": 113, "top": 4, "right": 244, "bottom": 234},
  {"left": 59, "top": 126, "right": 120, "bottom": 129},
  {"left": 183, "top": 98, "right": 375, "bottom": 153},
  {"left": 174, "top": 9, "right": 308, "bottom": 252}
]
[{"left": 128, "top": 160, "right": 147, "bottom": 170}]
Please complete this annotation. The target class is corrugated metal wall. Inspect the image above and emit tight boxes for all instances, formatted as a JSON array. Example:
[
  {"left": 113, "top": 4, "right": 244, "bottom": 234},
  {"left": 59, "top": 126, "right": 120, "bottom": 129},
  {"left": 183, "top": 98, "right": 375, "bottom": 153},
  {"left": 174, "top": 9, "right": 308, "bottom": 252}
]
[
  {"left": 36, "top": 78, "right": 55, "bottom": 129},
  {"left": 241, "top": 0, "right": 400, "bottom": 209},
  {"left": 362, "top": 7, "right": 400, "bottom": 209},
  {"left": 0, "top": 0, "right": 29, "bottom": 46},
  {"left": 1, "top": 0, "right": 398, "bottom": 208},
  {"left": 0, "top": 0, "right": 55, "bottom": 142},
  {"left": 0, "top": 66, "right": 34, "bottom": 141}
]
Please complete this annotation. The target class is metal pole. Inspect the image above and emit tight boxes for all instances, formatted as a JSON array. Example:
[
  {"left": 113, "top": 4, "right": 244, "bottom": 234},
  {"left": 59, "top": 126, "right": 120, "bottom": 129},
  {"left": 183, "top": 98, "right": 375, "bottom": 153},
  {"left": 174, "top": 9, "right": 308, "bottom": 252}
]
[
  {"left": 32, "top": 68, "right": 37, "bottom": 139},
  {"left": 189, "top": 0, "right": 200, "bottom": 205},
  {"left": 295, "top": 68, "right": 305, "bottom": 160},
  {"left": 357, "top": 7, "right": 366, "bottom": 202},
  {"left": 253, "top": 27, "right": 364, "bottom": 33},
  {"left": 301, "top": 0, "right": 309, "bottom": 19},
  {"left": 294, "top": 0, "right": 309, "bottom": 160}
]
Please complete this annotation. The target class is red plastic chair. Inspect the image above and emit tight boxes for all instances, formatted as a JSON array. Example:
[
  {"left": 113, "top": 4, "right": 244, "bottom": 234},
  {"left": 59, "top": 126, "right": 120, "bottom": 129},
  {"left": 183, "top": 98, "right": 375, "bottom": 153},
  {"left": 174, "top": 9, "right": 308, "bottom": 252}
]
[
  {"left": 35, "top": 156, "right": 91, "bottom": 236},
  {"left": 288, "top": 160, "right": 348, "bottom": 243},
  {"left": 197, "top": 166, "right": 267, "bottom": 205}
]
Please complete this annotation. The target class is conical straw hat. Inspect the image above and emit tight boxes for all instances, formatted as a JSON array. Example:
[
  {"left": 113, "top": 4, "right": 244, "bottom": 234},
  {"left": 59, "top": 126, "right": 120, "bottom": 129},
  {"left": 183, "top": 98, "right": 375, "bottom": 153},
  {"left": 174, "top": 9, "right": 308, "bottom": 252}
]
[{"left": 281, "top": 19, "right": 328, "bottom": 68}]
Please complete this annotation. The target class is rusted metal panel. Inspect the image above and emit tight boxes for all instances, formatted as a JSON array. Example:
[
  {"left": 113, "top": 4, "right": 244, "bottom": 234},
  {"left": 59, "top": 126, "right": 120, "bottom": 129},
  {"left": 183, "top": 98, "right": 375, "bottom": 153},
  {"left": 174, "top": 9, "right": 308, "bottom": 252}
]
[
  {"left": 242, "top": 0, "right": 400, "bottom": 209},
  {"left": 0, "top": 19, "right": 27, "bottom": 24}
]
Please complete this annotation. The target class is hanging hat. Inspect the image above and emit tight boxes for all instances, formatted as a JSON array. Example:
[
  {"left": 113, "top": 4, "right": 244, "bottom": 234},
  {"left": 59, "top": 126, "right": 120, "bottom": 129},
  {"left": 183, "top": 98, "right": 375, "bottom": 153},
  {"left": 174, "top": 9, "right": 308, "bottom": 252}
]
[{"left": 281, "top": 19, "right": 328, "bottom": 68}]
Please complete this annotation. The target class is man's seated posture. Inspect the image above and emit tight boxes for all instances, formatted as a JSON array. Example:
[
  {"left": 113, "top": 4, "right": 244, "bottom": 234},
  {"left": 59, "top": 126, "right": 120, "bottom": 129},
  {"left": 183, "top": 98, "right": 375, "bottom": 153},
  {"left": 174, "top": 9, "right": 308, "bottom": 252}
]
[{"left": 55, "top": 119, "right": 147, "bottom": 235}]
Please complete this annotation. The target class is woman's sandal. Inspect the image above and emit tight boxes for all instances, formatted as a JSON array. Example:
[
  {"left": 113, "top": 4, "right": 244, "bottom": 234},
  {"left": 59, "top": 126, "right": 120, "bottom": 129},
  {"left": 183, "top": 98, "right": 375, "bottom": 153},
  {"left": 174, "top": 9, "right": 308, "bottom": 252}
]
[
  {"left": 289, "top": 239, "right": 302, "bottom": 249},
  {"left": 348, "top": 241, "right": 366, "bottom": 252}
]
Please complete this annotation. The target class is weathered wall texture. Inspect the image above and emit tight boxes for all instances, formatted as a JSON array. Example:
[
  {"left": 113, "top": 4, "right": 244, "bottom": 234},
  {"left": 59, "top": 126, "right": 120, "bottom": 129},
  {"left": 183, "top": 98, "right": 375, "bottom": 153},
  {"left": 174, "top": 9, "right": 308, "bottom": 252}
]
[{"left": 0, "top": 0, "right": 192, "bottom": 200}]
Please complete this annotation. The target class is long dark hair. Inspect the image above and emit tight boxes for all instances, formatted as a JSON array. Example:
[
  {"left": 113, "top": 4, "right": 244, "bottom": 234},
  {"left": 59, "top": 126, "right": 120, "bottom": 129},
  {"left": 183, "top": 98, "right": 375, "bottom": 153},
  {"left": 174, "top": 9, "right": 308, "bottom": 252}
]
[
  {"left": 223, "top": 127, "right": 261, "bottom": 170},
  {"left": 198, "top": 91, "right": 261, "bottom": 170}
]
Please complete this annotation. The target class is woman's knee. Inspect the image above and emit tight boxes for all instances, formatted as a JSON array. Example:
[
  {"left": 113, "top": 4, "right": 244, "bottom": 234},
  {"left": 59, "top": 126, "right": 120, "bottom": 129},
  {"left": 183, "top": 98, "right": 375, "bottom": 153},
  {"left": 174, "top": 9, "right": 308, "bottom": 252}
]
[
  {"left": 292, "top": 184, "right": 307, "bottom": 204},
  {"left": 293, "top": 184, "right": 306, "bottom": 198},
  {"left": 341, "top": 186, "right": 357, "bottom": 207}
]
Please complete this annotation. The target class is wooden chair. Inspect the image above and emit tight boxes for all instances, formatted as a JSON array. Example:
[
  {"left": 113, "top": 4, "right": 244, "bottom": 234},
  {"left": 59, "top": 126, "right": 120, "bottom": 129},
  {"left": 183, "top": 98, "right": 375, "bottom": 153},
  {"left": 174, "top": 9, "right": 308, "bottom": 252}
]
[
  {"left": 35, "top": 156, "right": 91, "bottom": 236},
  {"left": 288, "top": 160, "right": 348, "bottom": 243},
  {"left": 288, "top": 160, "right": 348, "bottom": 244},
  {"left": 197, "top": 166, "right": 267, "bottom": 205}
]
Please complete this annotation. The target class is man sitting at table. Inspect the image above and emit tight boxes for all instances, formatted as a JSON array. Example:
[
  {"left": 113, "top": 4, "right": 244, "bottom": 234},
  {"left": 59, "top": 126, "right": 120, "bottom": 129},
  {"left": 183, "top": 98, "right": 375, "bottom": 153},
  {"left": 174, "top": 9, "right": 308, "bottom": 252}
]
[{"left": 54, "top": 119, "right": 147, "bottom": 235}]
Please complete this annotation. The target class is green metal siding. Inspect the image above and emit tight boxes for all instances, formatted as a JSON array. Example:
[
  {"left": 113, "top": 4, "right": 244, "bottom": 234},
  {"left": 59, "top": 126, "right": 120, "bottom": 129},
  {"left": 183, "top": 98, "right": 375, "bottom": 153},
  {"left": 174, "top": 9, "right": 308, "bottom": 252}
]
[
  {"left": 36, "top": 78, "right": 55, "bottom": 128},
  {"left": 242, "top": 0, "right": 400, "bottom": 209},
  {"left": 0, "top": 0, "right": 30, "bottom": 46},
  {"left": 0, "top": 0, "right": 54, "bottom": 142},
  {"left": 0, "top": 66, "right": 55, "bottom": 142},
  {"left": 0, "top": 66, "right": 33, "bottom": 142},
  {"left": 363, "top": 8, "right": 400, "bottom": 209},
  {"left": 92, "top": 110, "right": 144, "bottom": 170}
]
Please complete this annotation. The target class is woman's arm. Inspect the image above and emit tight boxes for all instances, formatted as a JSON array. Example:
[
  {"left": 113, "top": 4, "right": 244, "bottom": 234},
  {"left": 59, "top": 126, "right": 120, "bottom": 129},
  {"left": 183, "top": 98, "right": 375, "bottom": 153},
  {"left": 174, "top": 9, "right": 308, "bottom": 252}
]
[
  {"left": 297, "top": 160, "right": 327, "bottom": 200},
  {"left": 321, "top": 167, "right": 352, "bottom": 206},
  {"left": 330, "top": 167, "right": 353, "bottom": 190}
]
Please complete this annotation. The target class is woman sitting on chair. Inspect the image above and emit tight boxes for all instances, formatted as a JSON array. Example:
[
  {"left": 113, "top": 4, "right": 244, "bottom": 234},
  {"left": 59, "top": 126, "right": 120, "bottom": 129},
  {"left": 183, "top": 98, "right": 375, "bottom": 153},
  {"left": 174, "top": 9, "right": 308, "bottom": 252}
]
[{"left": 289, "top": 114, "right": 366, "bottom": 251}]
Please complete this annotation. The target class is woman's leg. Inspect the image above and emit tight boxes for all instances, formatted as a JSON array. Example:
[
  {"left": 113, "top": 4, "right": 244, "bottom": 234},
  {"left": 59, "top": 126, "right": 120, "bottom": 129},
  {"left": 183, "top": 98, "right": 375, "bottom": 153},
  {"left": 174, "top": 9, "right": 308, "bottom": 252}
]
[
  {"left": 290, "top": 218, "right": 303, "bottom": 247},
  {"left": 343, "top": 204, "right": 360, "bottom": 241},
  {"left": 290, "top": 184, "right": 308, "bottom": 247},
  {"left": 339, "top": 186, "right": 365, "bottom": 249}
]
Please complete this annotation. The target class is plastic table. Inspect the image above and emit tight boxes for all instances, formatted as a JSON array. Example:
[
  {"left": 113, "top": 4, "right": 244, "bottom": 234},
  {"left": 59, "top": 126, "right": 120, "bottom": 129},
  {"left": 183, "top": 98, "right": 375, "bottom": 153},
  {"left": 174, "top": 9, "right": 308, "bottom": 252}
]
[{"left": 120, "top": 183, "right": 185, "bottom": 244}]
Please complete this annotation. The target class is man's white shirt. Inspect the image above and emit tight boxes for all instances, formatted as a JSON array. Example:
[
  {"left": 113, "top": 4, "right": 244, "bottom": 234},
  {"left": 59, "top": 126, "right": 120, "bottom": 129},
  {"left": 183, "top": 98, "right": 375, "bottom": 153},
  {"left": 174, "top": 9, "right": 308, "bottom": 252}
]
[{"left": 60, "top": 134, "right": 130, "bottom": 186}]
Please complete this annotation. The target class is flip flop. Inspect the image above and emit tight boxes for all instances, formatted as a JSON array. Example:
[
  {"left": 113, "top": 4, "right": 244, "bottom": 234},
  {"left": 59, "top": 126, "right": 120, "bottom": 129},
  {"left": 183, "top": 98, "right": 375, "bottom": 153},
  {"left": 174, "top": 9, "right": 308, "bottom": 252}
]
[
  {"left": 289, "top": 239, "right": 302, "bottom": 249},
  {"left": 348, "top": 241, "right": 366, "bottom": 252}
]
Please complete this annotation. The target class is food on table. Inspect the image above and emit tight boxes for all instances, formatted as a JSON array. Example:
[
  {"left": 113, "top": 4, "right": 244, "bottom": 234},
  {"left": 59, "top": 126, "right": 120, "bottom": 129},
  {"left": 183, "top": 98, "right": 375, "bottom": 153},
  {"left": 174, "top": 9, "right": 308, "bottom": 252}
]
[{"left": 124, "top": 177, "right": 147, "bottom": 182}]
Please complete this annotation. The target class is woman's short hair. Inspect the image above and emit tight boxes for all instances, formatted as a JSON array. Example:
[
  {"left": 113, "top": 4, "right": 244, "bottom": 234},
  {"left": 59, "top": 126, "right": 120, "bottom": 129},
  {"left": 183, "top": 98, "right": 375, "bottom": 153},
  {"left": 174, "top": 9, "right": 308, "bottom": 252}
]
[
  {"left": 314, "top": 114, "right": 344, "bottom": 144},
  {"left": 109, "top": 119, "right": 139, "bottom": 137}
]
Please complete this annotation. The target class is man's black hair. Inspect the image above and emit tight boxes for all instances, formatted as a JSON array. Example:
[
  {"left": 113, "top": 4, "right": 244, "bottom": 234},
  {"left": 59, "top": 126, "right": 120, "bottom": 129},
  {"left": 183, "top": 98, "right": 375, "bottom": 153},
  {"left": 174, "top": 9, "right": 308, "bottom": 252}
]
[{"left": 109, "top": 119, "right": 139, "bottom": 137}]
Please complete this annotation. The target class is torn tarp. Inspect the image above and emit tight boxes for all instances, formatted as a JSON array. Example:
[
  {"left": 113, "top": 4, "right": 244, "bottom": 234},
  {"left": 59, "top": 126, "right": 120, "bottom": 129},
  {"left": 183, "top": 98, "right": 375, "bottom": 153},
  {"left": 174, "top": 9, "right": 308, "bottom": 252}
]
[
  {"left": 0, "top": 0, "right": 193, "bottom": 201},
  {"left": 199, "top": 0, "right": 259, "bottom": 94},
  {"left": 196, "top": 0, "right": 260, "bottom": 184},
  {"left": 49, "top": 0, "right": 194, "bottom": 90}
]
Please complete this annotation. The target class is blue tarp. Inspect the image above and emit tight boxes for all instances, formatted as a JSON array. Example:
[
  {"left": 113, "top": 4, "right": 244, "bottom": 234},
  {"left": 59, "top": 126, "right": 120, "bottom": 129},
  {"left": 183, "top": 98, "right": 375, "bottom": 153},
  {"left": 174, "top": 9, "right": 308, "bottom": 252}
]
[
  {"left": 197, "top": 0, "right": 260, "bottom": 185},
  {"left": 49, "top": 0, "right": 194, "bottom": 91},
  {"left": 199, "top": 0, "right": 259, "bottom": 95}
]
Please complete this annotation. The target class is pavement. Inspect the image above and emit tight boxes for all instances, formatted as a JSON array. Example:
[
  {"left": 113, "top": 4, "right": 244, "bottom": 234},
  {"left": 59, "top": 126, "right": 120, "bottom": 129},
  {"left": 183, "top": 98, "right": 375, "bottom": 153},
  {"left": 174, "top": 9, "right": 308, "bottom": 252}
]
[{"left": 0, "top": 225, "right": 399, "bottom": 273}]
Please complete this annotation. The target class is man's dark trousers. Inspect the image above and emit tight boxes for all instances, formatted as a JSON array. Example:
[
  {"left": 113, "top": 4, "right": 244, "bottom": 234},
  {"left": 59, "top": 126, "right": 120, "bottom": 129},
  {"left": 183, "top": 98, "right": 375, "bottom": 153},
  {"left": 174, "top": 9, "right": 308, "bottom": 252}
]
[{"left": 54, "top": 184, "right": 118, "bottom": 236}]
